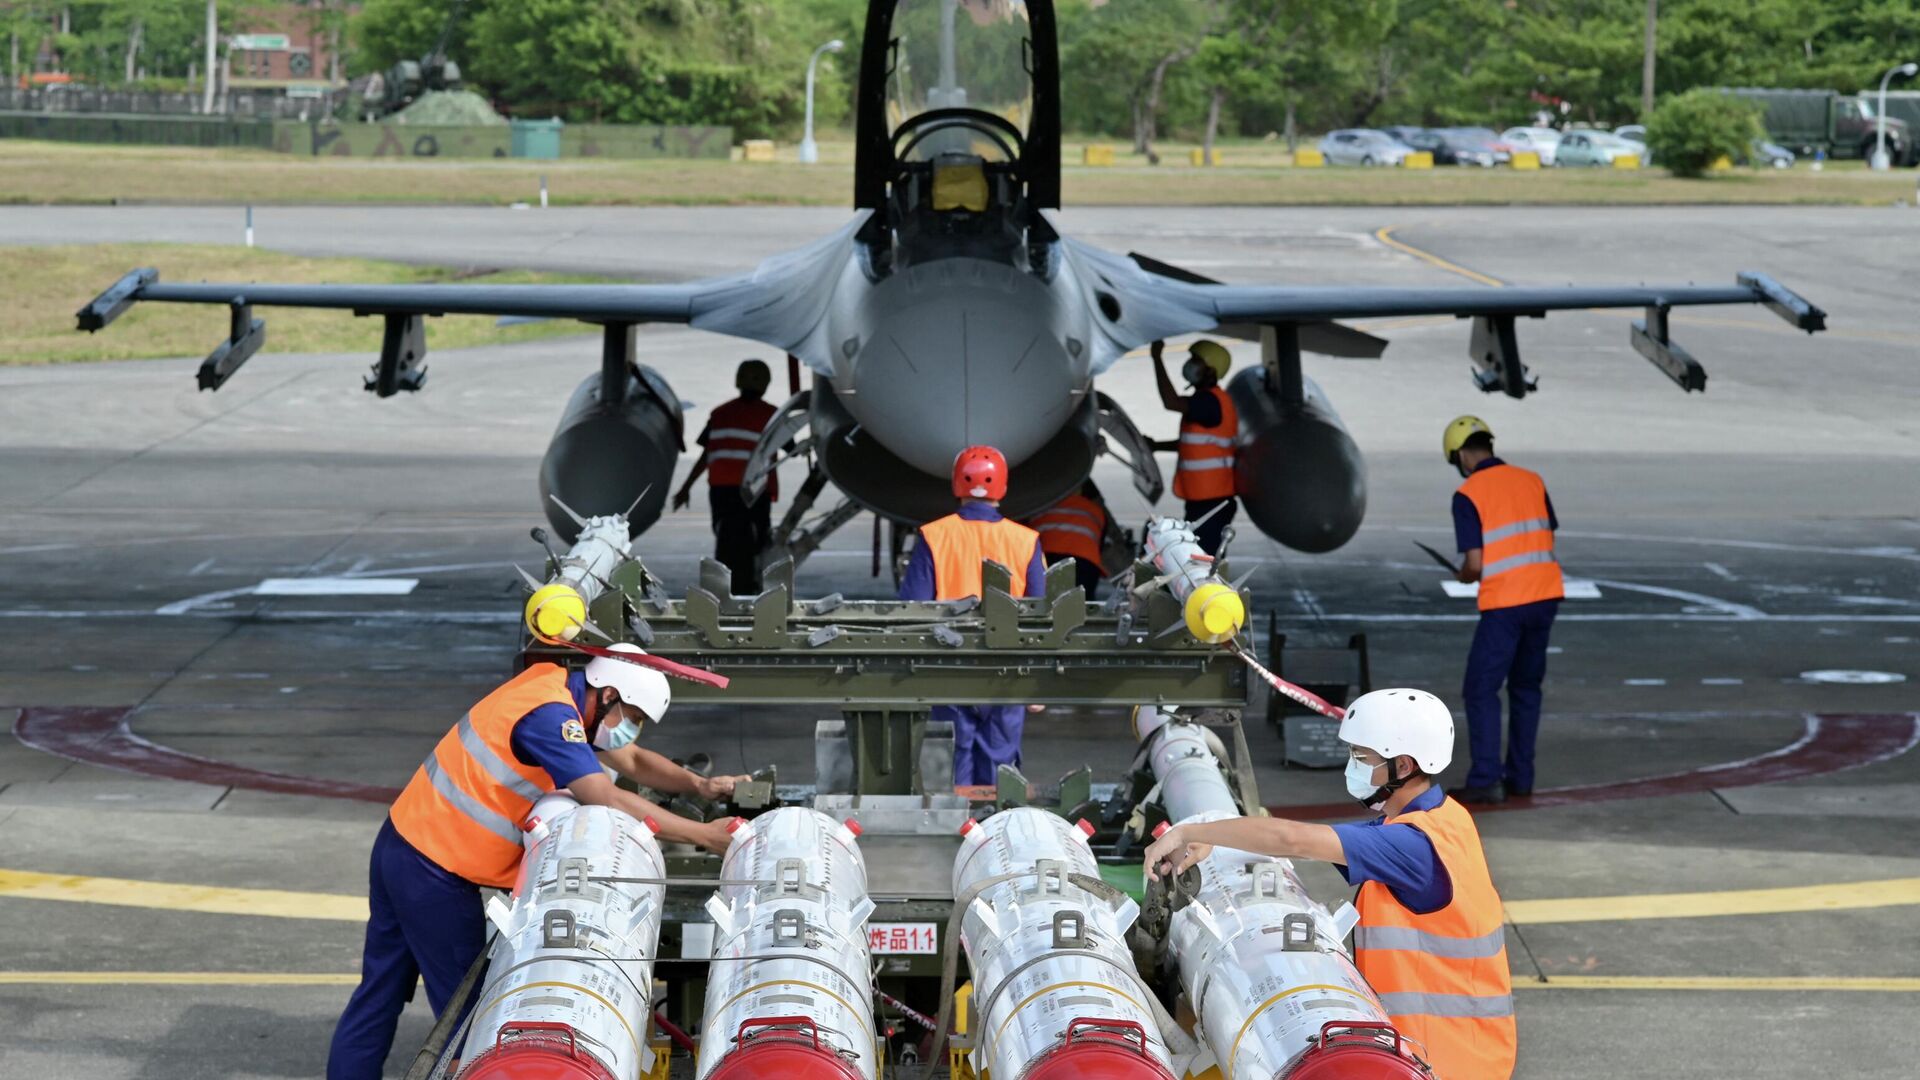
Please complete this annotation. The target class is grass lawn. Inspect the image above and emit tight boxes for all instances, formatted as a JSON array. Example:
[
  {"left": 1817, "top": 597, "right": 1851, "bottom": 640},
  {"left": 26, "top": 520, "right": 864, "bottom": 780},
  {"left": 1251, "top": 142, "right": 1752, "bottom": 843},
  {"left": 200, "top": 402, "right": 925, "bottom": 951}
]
[
  {"left": 3, "top": 138, "right": 1915, "bottom": 207},
  {"left": 10, "top": 243, "right": 611, "bottom": 365}
]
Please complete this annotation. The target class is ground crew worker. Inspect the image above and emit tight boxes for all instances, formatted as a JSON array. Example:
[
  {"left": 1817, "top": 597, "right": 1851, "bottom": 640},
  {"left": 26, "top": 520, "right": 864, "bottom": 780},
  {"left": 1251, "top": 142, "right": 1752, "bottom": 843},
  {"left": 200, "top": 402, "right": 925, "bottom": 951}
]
[
  {"left": 1144, "top": 688, "right": 1516, "bottom": 1080},
  {"left": 1444, "top": 415, "right": 1562, "bottom": 805},
  {"left": 673, "top": 359, "right": 779, "bottom": 595},
  {"left": 1024, "top": 479, "right": 1116, "bottom": 597},
  {"left": 1152, "top": 338, "right": 1238, "bottom": 555},
  {"left": 326, "top": 644, "right": 747, "bottom": 1080},
  {"left": 898, "top": 446, "right": 1046, "bottom": 787}
]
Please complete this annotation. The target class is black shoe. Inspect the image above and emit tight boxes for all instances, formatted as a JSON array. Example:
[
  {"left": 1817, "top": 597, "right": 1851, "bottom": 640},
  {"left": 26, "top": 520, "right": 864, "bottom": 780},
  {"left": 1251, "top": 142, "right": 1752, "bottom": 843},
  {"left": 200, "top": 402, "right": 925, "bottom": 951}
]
[
  {"left": 1454, "top": 785, "right": 1507, "bottom": 806},
  {"left": 1508, "top": 786, "right": 1533, "bottom": 798}
]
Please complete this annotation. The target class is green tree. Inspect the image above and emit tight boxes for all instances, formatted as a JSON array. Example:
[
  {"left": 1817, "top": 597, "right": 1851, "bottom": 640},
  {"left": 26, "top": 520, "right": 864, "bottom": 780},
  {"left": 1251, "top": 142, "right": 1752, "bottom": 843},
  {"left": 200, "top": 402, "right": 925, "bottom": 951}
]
[{"left": 1644, "top": 85, "right": 1763, "bottom": 175}]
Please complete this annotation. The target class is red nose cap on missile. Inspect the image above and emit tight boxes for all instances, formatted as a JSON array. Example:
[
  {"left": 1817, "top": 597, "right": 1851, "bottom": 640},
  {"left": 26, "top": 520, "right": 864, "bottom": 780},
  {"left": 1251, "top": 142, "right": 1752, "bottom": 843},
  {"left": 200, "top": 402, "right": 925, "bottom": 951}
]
[
  {"left": 705, "top": 1018, "right": 866, "bottom": 1080},
  {"left": 843, "top": 817, "right": 864, "bottom": 837},
  {"left": 457, "top": 1022, "right": 618, "bottom": 1080},
  {"left": 1022, "top": 1020, "right": 1175, "bottom": 1080},
  {"left": 1282, "top": 1022, "right": 1434, "bottom": 1080}
]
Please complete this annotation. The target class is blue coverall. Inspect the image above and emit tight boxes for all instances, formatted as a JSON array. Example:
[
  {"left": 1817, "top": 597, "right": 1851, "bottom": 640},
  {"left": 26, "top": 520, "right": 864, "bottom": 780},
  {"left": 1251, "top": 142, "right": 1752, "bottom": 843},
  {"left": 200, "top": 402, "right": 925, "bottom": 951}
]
[
  {"left": 1454, "top": 458, "right": 1560, "bottom": 793},
  {"left": 899, "top": 501, "right": 1048, "bottom": 787},
  {"left": 326, "top": 674, "right": 604, "bottom": 1079}
]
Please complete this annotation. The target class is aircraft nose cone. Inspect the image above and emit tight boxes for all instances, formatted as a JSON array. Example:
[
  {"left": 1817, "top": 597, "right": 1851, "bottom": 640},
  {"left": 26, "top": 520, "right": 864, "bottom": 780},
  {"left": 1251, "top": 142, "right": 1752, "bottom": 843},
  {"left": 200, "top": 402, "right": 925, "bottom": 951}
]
[{"left": 846, "top": 261, "right": 1079, "bottom": 475}]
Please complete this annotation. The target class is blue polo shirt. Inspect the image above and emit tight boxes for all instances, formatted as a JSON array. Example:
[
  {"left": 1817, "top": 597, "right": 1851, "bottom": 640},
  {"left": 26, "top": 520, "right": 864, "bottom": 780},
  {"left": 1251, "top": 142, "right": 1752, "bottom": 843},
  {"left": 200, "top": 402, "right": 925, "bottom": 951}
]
[
  {"left": 1452, "top": 458, "right": 1558, "bottom": 552},
  {"left": 507, "top": 670, "right": 603, "bottom": 789},
  {"left": 898, "top": 501, "right": 1048, "bottom": 601},
  {"left": 1331, "top": 784, "right": 1453, "bottom": 915}
]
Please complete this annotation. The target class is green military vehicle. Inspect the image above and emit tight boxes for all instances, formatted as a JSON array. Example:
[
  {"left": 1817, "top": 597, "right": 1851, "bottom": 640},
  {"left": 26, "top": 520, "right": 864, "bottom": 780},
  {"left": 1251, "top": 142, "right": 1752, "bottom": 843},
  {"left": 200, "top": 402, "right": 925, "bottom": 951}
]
[{"left": 1724, "top": 87, "right": 1914, "bottom": 166}]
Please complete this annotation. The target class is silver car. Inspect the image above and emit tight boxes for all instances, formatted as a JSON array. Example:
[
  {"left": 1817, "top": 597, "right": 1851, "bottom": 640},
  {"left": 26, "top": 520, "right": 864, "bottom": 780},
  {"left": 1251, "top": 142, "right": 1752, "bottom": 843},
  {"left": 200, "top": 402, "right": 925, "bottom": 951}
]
[
  {"left": 1500, "top": 126, "right": 1562, "bottom": 166},
  {"left": 1317, "top": 129, "right": 1411, "bottom": 166}
]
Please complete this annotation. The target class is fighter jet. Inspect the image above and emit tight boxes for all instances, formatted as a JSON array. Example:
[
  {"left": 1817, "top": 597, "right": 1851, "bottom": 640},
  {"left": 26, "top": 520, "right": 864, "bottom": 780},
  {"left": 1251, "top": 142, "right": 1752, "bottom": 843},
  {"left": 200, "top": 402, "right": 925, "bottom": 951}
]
[{"left": 76, "top": 0, "right": 1824, "bottom": 561}]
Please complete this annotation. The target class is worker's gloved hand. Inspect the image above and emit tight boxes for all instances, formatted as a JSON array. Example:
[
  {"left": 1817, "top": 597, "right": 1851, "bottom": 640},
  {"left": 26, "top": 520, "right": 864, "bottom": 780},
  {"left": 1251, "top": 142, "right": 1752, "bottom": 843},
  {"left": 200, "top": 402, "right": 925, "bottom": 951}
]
[
  {"left": 1142, "top": 824, "right": 1212, "bottom": 882},
  {"left": 672, "top": 489, "right": 691, "bottom": 511},
  {"left": 693, "top": 818, "right": 739, "bottom": 854},
  {"left": 694, "top": 773, "right": 753, "bottom": 801}
]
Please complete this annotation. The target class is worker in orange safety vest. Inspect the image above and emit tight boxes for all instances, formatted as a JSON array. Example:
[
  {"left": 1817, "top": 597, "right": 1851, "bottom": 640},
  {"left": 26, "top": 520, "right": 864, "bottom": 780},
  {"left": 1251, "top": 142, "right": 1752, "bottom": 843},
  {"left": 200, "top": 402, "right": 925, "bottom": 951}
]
[
  {"left": 1153, "top": 338, "right": 1239, "bottom": 555},
  {"left": 1145, "top": 688, "right": 1516, "bottom": 1080},
  {"left": 326, "top": 644, "right": 747, "bottom": 1080},
  {"left": 674, "top": 359, "right": 779, "bottom": 595},
  {"left": 1444, "top": 415, "right": 1563, "bottom": 806},
  {"left": 899, "top": 446, "right": 1047, "bottom": 787},
  {"left": 1023, "top": 479, "right": 1118, "bottom": 597}
]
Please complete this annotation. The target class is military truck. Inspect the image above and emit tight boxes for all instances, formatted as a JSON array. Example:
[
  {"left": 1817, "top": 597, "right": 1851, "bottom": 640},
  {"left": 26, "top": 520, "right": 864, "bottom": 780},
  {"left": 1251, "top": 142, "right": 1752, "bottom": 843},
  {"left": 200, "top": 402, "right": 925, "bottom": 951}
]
[{"left": 1724, "top": 87, "right": 1914, "bottom": 166}]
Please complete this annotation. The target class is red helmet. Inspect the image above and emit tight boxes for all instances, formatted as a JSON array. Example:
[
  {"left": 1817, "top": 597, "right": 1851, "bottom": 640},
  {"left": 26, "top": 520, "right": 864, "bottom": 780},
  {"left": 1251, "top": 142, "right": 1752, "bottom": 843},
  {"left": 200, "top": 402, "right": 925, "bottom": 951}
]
[{"left": 952, "top": 445, "right": 1009, "bottom": 501}]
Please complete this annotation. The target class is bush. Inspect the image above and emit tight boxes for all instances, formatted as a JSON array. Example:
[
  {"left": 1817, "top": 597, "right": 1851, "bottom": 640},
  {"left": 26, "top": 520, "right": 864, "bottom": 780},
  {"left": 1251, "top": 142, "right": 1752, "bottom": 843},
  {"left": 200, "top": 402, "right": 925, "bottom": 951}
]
[{"left": 1645, "top": 89, "right": 1765, "bottom": 178}]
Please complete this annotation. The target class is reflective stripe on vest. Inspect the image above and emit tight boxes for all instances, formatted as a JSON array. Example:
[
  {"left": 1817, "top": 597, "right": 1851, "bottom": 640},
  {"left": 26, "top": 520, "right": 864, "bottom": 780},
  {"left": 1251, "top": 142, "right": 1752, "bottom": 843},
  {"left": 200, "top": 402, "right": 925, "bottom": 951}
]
[
  {"left": 1173, "top": 387, "right": 1238, "bottom": 501},
  {"left": 704, "top": 398, "right": 777, "bottom": 495},
  {"left": 918, "top": 513, "right": 1041, "bottom": 602},
  {"left": 1027, "top": 494, "right": 1107, "bottom": 564},
  {"left": 1355, "top": 796, "right": 1517, "bottom": 1080},
  {"left": 1459, "top": 463, "right": 1562, "bottom": 612},
  {"left": 389, "top": 664, "right": 571, "bottom": 888}
]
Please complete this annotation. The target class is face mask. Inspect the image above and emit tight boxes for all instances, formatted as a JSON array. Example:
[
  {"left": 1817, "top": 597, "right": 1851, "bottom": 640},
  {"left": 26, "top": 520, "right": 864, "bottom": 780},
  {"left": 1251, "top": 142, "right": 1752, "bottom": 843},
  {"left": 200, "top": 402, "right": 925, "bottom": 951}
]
[
  {"left": 1182, "top": 359, "right": 1205, "bottom": 386},
  {"left": 592, "top": 706, "right": 641, "bottom": 751},
  {"left": 1345, "top": 756, "right": 1384, "bottom": 806}
]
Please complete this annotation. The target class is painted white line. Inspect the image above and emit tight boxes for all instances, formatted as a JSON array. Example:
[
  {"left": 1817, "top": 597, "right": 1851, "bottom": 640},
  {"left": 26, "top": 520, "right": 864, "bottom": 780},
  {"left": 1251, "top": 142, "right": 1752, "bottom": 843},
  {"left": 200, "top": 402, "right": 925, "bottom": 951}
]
[
  {"left": 1623, "top": 678, "right": 1668, "bottom": 686},
  {"left": 1293, "top": 588, "right": 1326, "bottom": 619},
  {"left": 1582, "top": 577, "right": 1764, "bottom": 620},
  {"left": 188, "top": 558, "right": 217, "bottom": 576},
  {"left": 1801, "top": 670, "right": 1907, "bottom": 685},
  {"left": 154, "top": 587, "right": 257, "bottom": 616},
  {"left": 338, "top": 560, "right": 522, "bottom": 579},
  {"left": 254, "top": 577, "right": 419, "bottom": 597},
  {"left": 1389, "top": 525, "right": 1920, "bottom": 564},
  {"left": 1703, "top": 562, "right": 1736, "bottom": 581},
  {"left": 1441, "top": 578, "right": 1601, "bottom": 600},
  {"left": 1700, "top": 678, "right": 1745, "bottom": 686}
]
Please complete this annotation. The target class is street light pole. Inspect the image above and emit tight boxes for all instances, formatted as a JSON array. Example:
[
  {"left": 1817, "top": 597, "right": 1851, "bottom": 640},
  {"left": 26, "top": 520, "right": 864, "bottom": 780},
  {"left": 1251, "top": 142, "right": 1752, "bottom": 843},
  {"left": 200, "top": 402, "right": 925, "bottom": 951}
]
[
  {"left": 798, "top": 38, "right": 845, "bottom": 165},
  {"left": 1873, "top": 60, "right": 1917, "bottom": 171}
]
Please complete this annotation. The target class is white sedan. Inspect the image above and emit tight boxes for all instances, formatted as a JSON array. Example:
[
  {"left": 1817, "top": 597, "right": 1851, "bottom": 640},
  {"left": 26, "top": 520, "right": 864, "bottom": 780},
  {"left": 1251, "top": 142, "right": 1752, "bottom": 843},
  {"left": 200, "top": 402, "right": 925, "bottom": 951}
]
[
  {"left": 1500, "top": 126, "right": 1562, "bottom": 166},
  {"left": 1317, "top": 129, "right": 1410, "bottom": 166}
]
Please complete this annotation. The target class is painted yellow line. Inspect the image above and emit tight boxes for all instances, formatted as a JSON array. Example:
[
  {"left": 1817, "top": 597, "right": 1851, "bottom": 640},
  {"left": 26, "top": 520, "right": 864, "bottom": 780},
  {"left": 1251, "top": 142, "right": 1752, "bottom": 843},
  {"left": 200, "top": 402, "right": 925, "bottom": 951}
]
[
  {"left": 1373, "top": 226, "right": 1508, "bottom": 287},
  {"left": 0, "top": 868, "right": 366, "bottom": 922},
  {"left": 1506, "top": 877, "right": 1920, "bottom": 925},
  {"left": 0, "top": 971, "right": 359, "bottom": 986},
  {"left": 1517, "top": 975, "right": 1920, "bottom": 992}
]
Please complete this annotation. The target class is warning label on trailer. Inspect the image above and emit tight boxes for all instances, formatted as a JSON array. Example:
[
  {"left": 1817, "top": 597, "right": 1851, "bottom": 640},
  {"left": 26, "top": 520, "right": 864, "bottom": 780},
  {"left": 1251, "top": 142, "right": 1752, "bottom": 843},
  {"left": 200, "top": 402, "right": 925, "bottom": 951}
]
[{"left": 867, "top": 923, "right": 938, "bottom": 954}]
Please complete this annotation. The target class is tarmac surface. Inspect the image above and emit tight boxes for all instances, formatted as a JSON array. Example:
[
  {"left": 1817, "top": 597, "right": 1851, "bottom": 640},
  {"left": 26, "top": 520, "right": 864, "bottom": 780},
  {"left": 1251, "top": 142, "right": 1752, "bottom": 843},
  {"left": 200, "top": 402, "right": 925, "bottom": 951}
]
[{"left": 2, "top": 203, "right": 1918, "bottom": 1078}]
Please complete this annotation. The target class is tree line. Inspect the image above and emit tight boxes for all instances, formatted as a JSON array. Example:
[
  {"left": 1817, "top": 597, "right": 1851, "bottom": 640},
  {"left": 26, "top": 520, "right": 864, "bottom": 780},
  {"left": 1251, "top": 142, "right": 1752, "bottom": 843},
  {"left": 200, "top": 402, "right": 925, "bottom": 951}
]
[{"left": 9, "top": 1, "right": 1920, "bottom": 142}]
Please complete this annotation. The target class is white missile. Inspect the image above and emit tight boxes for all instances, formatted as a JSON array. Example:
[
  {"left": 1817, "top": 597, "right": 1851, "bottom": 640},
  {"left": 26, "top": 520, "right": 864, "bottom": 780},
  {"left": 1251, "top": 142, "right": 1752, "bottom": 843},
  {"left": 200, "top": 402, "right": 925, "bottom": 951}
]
[
  {"left": 697, "top": 807, "right": 879, "bottom": 1080},
  {"left": 1134, "top": 707, "right": 1431, "bottom": 1080},
  {"left": 953, "top": 807, "right": 1177, "bottom": 1080},
  {"left": 524, "top": 514, "right": 632, "bottom": 641},
  {"left": 458, "top": 795, "right": 667, "bottom": 1080},
  {"left": 1139, "top": 516, "right": 1245, "bottom": 644}
]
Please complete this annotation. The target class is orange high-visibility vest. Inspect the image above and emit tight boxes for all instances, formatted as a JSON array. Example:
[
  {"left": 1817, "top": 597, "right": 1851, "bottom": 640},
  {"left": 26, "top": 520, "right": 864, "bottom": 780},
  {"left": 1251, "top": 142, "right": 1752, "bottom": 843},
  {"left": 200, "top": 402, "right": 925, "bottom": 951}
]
[
  {"left": 389, "top": 664, "right": 572, "bottom": 888},
  {"left": 1173, "top": 386, "right": 1238, "bottom": 500},
  {"left": 1355, "top": 796, "right": 1517, "bottom": 1080},
  {"left": 1459, "top": 463, "right": 1562, "bottom": 611},
  {"left": 918, "top": 513, "right": 1041, "bottom": 602},
  {"left": 1028, "top": 493, "right": 1106, "bottom": 565},
  {"left": 704, "top": 397, "right": 778, "bottom": 499}
]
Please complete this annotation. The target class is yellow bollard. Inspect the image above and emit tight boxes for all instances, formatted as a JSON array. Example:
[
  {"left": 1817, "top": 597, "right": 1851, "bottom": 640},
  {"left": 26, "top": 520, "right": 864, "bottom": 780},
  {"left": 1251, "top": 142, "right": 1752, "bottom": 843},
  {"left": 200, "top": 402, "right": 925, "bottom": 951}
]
[
  {"left": 1709, "top": 154, "right": 1734, "bottom": 171},
  {"left": 1187, "top": 147, "right": 1222, "bottom": 166},
  {"left": 742, "top": 139, "right": 776, "bottom": 163},
  {"left": 1612, "top": 153, "right": 1642, "bottom": 169},
  {"left": 950, "top": 982, "right": 976, "bottom": 1080},
  {"left": 1292, "top": 147, "right": 1326, "bottom": 167},
  {"left": 1402, "top": 150, "right": 1434, "bottom": 169},
  {"left": 1510, "top": 150, "right": 1541, "bottom": 170},
  {"left": 1082, "top": 144, "right": 1115, "bottom": 166}
]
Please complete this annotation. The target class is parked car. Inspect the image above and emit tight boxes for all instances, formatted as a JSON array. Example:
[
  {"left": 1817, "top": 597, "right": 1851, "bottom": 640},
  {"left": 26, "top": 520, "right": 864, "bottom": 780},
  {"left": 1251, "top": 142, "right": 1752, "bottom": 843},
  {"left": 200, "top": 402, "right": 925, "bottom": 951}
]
[
  {"left": 1555, "top": 130, "right": 1643, "bottom": 166},
  {"left": 1743, "top": 139, "right": 1796, "bottom": 168},
  {"left": 1318, "top": 129, "right": 1411, "bottom": 166},
  {"left": 1380, "top": 125, "right": 1428, "bottom": 146},
  {"left": 1403, "top": 127, "right": 1510, "bottom": 167},
  {"left": 1500, "top": 126, "right": 1562, "bottom": 165},
  {"left": 1613, "top": 125, "right": 1654, "bottom": 165}
]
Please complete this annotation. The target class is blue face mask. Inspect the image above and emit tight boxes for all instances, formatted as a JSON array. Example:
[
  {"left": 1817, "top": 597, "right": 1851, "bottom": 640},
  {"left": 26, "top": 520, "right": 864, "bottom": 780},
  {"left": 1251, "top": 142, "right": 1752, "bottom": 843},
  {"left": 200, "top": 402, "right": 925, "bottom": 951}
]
[
  {"left": 1345, "top": 755, "right": 1383, "bottom": 805},
  {"left": 592, "top": 717, "right": 639, "bottom": 751}
]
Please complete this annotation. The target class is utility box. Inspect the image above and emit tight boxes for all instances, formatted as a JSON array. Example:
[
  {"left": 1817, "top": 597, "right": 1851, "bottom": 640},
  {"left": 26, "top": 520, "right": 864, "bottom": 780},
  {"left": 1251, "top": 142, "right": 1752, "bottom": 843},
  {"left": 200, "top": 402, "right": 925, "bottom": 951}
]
[
  {"left": 1402, "top": 150, "right": 1434, "bottom": 169},
  {"left": 1293, "top": 148, "right": 1325, "bottom": 167},
  {"left": 510, "top": 118, "right": 563, "bottom": 159},
  {"left": 742, "top": 139, "right": 777, "bottom": 162},
  {"left": 1083, "top": 143, "right": 1115, "bottom": 166},
  {"left": 1510, "top": 150, "right": 1541, "bottom": 170},
  {"left": 1264, "top": 619, "right": 1373, "bottom": 767}
]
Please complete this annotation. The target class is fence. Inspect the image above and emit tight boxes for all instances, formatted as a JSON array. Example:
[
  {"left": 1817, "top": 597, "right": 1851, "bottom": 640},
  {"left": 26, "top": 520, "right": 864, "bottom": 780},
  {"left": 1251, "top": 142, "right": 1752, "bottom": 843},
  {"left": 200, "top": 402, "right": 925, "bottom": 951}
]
[
  {"left": 0, "top": 110, "right": 275, "bottom": 148},
  {"left": 0, "top": 86, "right": 335, "bottom": 119}
]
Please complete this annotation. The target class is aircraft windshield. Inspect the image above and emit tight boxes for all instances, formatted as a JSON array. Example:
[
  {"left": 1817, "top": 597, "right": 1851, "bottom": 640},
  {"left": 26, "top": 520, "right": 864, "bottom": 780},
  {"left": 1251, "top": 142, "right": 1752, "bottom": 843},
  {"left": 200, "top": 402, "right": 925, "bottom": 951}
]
[{"left": 888, "top": 0, "right": 1033, "bottom": 141}]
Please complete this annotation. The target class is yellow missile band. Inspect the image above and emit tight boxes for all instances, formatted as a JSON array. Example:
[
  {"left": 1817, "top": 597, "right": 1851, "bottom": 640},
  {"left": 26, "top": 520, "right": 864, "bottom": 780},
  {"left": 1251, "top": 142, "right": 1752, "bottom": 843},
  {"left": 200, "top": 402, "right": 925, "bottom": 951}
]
[
  {"left": 1183, "top": 583, "right": 1246, "bottom": 644},
  {"left": 525, "top": 582, "right": 588, "bottom": 642}
]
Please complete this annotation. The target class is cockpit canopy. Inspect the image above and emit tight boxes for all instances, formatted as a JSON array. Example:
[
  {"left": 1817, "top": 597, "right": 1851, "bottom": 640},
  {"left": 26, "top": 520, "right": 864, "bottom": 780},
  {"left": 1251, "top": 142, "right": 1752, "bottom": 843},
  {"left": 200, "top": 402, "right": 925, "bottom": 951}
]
[{"left": 887, "top": 0, "right": 1034, "bottom": 143}]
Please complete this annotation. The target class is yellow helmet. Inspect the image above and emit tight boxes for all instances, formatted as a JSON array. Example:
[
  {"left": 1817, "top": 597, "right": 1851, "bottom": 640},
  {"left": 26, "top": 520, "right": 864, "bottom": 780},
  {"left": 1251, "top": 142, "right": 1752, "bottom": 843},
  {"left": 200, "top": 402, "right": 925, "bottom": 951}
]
[
  {"left": 1441, "top": 415, "right": 1493, "bottom": 463},
  {"left": 736, "top": 359, "right": 772, "bottom": 393},
  {"left": 1189, "top": 339, "right": 1231, "bottom": 380}
]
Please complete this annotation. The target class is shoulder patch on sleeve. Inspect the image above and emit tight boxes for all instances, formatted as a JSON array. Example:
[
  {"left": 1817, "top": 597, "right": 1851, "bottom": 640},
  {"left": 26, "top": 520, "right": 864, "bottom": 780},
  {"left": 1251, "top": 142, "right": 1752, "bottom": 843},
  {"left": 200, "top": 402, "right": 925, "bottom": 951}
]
[{"left": 561, "top": 718, "right": 588, "bottom": 744}]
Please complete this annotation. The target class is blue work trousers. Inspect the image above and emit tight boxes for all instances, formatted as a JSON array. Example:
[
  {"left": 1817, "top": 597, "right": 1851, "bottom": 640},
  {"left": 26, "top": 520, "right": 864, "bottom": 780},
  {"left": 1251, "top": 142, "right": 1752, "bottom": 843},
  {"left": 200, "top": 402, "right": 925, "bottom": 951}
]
[
  {"left": 1462, "top": 599, "right": 1559, "bottom": 792},
  {"left": 326, "top": 818, "right": 487, "bottom": 1080},
  {"left": 939, "top": 704, "right": 1025, "bottom": 787}
]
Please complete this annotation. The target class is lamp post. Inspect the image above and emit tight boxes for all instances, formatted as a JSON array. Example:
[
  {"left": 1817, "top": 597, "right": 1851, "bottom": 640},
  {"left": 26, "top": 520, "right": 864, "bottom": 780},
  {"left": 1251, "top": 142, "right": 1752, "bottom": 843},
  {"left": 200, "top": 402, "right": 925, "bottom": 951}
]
[
  {"left": 1872, "top": 60, "right": 1917, "bottom": 171},
  {"left": 798, "top": 38, "right": 844, "bottom": 165}
]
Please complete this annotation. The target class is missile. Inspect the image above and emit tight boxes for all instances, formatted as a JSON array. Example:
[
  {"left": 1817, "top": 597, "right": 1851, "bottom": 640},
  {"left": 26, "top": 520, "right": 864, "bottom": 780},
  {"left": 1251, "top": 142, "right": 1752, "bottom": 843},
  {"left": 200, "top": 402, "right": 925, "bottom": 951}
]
[
  {"left": 458, "top": 795, "right": 668, "bottom": 1080},
  {"left": 697, "top": 807, "right": 879, "bottom": 1080},
  {"left": 524, "top": 513, "right": 632, "bottom": 641},
  {"left": 1140, "top": 516, "right": 1245, "bottom": 644},
  {"left": 952, "top": 807, "right": 1176, "bottom": 1080},
  {"left": 1133, "top": 708, "right": 1431, "bottom": 1080}
]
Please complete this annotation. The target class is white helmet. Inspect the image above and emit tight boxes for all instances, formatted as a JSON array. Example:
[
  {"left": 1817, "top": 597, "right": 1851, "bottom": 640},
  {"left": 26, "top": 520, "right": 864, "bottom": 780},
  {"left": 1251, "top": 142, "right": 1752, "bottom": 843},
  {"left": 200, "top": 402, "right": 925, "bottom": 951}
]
[
  {"left": 584, "top": 643, "right": 671, "bottom": 722},
  {"left": 1338, "top": 688, "right": 1453, "bottom": 774}
]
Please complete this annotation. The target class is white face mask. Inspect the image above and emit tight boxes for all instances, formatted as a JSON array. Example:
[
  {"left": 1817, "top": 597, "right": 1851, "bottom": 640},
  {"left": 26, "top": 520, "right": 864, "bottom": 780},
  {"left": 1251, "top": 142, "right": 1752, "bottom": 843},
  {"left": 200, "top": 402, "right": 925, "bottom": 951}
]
[
  {"left": 592, "top": 703, "right": 641, "bottom": 751},
  {"left": 1345, "top": 755, "right": 1384, "bottom": 806}
]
